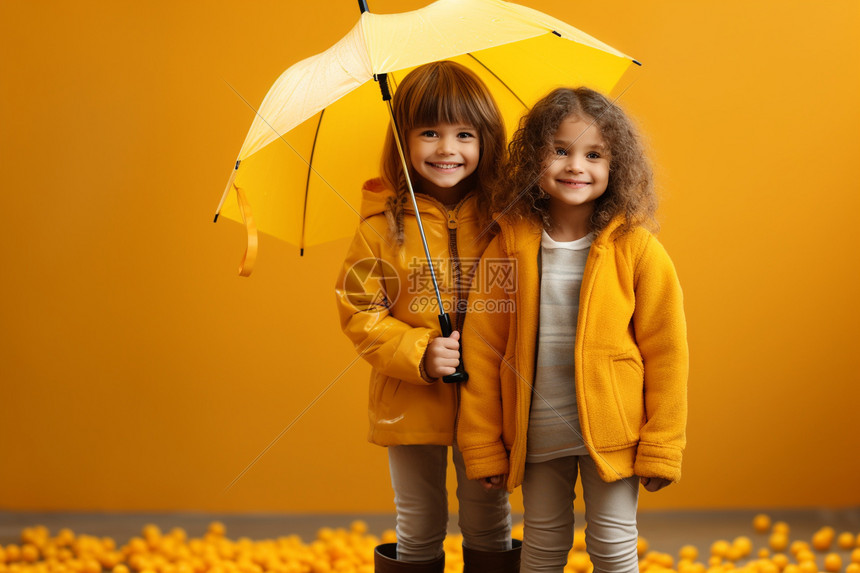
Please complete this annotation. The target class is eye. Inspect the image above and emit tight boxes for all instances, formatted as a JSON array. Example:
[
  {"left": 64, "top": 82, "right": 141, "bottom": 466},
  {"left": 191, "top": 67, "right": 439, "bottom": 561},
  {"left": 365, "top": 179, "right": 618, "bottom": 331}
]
[
  {"left": 554, "top": 147, "right": 568, "bottom": 156},
  {"left": 457, "top": 131, "right": 477, "bottom": 139},
  {"left": 586, "top": 151, "right": 602, "bottom": 159},
  {"left": 419, "top": 130, "right": 438, "bottom": 138}
]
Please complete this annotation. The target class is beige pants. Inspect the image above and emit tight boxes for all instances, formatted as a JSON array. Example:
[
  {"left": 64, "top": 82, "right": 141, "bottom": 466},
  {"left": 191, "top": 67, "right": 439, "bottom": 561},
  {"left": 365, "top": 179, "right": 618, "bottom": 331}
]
[
  {"left": 388, "top": 444, "right": 512, "bottom": 561},
  {"left": 521, "top": 455, "right": 639, "bottom": 573}
]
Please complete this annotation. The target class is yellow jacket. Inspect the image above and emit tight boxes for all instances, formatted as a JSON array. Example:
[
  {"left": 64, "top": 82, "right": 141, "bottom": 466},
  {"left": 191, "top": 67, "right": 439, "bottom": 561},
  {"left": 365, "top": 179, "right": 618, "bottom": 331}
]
[
  {"left": 335, "top": 179, "right": 492, "bottom": 446},
  {"left": 457, "top": 216, "right": 688, "bottom": 490}
]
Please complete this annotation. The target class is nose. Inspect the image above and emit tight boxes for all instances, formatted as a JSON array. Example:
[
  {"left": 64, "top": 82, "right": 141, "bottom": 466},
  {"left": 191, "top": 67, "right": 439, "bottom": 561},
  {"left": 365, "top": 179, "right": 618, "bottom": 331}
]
[
  {"left": 564, "top": 154, "right": 584, "bottom": 173},
  {"left": 437, "top": 134, "right": 456, "bottom": 155}
]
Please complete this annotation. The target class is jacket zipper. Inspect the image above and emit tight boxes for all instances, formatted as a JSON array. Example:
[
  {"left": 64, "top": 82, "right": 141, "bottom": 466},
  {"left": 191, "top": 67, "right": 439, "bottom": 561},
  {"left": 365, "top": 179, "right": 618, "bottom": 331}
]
[
  {"left": 430, "top": 196, "right": 468, "bottom": 441},
  {"left": 412, "top": 194, "right": 468, "bottom": 328},
  {"left": 448, "top": 222, "right": 465, "bottom": 331}
]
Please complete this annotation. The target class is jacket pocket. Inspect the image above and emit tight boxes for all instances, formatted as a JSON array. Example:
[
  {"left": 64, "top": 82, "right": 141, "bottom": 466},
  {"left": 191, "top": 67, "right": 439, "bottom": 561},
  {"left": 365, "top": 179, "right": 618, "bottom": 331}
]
[
  {"left": 608, "top": 353, "right": 645, "bottom": 444},
  {"left": 584, "top": 352, "right": 644, "bottom": 450},
  {"left": 370, "top": 375, "right": 404, "bottom": 425}
]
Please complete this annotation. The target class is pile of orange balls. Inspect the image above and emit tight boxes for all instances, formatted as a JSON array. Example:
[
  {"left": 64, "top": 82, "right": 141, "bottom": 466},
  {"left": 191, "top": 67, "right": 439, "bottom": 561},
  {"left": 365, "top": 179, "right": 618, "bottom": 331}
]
[
  {"left": 0, "top": 514, "right": 858, "bottom": 573},
  {"left": 638, "top": 514, "right": 860, "bottom": 573}
]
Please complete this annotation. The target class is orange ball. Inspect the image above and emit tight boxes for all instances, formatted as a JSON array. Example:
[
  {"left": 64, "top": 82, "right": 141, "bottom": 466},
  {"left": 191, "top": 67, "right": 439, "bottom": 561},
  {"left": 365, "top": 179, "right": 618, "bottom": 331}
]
[
  {"left": 838, "top": 533, "right": 856, "bottom": 551},
  {"left": 568, "top": 551, "right": 591, "bottom": 573},
  {"left": 654, "top": 552, "right": 675, "bottom": 568},
  {"left": 792, "top": 542, "right": 811, "bottom": 556},
  {"left": 4, "top": 546, "right": 21, "bottom": 563},
  {"left": 207, "top": 523, "right": 226, "bottom": 538},
  {"left": 126, "top": 538, "right": 147, "bottom": 555},
  {"left": 680, "top": 545, "right": 699, "bottom": 562},
  {"left": 754, "top": 515, "right": 773, "bottom": 533},
  {"left": 725, "top": 546, "right": 744, "bottom": 562},
  {"left": 824, "top": 553, "right": 842, "bottom": 573},
  {"left": 99, "top": 554, "right": 120, "bottom": 570},
  {"left": 734, "top": 537, "right": 753, "bottom": 558},
  {"left": 771, "top": 533, "right": 790, "bottom": 553},
  {"left": 349, "top": 521, "right": 367, "bottom": 535},
  {"left": 772, "top": 553, "right": 790, "bottom": 571},
  {"left": 20, "top": 546, "right": 38, "bottom": 564},
  {"left": 712, "top": 540, "right": 731, "bottom": 558},
  {"left": 127, "top": 555, "right": 147, "bottom": 571},
  {"left": 56, "top": 530, "right": 75, "bottom": 548},
  {"left": 813, "top": 528, "right": 835, "bottom": 552},
  {"left": 142, "top": 525, "right": 161, "bottom": 543}
]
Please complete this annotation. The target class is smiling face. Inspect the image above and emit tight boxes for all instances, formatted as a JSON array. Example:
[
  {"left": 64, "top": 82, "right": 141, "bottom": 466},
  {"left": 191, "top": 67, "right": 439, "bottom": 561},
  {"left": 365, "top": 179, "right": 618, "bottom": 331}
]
[
  {"left": 539, "top": 114, "right": 610, "bottom": 236},
  {"left": 407, "top": 123, "right": 481, "bottom": 203}
]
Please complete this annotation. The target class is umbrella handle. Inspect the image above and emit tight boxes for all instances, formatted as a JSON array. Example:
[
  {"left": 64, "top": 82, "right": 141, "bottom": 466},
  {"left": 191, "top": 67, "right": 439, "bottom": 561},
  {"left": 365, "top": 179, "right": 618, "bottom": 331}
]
[{"left": 438, "top": 313, "right": 469, "bottom": 384}]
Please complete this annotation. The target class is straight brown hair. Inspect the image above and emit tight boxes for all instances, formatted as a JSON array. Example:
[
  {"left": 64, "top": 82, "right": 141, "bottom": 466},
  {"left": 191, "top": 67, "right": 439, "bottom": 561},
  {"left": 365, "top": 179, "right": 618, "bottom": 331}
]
[{"left": 379, "top": 60, "right": 506, "bottom": 243}]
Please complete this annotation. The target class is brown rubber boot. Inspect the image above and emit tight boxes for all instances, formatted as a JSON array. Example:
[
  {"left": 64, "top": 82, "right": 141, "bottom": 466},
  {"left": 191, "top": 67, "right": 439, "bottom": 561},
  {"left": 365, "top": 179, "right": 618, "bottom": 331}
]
[
  {"left": 462, "top": 539, "right": 522, "bottom": 573},
  {"left": 374, "top": 543, "right": 445, "bottom": 572}
]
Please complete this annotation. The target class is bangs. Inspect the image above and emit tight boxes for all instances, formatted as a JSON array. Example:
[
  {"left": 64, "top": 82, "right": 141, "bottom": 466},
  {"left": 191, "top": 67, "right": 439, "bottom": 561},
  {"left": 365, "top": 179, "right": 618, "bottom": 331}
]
[{"left": 398, "top": 64, "right": 487, "bottom": 130}]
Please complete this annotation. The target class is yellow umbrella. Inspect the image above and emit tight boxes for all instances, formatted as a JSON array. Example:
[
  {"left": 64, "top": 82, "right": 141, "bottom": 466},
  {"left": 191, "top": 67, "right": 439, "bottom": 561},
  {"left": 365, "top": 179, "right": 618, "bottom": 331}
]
[{"left": 214, "top": 0, "right": 639, "bottom": 276}]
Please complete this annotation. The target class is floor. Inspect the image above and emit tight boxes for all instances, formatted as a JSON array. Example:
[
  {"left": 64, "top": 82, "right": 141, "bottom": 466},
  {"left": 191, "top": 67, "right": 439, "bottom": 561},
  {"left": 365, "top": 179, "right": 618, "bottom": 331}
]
[{"left": 2, "top": 507, "right": 859, "bottom": 562}]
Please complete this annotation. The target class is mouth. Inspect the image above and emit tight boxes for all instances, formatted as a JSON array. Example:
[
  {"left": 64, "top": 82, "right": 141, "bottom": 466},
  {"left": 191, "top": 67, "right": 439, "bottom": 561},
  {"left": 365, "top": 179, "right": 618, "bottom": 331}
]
[
  {"left": 427, "top": 162, "right": 462, "bottom": 170},
  {"left": 558, "top": 179, "right": 590, "bottom": 188}
]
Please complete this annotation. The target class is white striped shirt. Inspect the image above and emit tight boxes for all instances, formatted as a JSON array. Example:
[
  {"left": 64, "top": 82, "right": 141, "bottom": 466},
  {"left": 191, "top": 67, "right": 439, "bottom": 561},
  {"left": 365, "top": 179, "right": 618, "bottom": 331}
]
[{"left": 526, "top": 230, "right": 594, "bottom": 462}]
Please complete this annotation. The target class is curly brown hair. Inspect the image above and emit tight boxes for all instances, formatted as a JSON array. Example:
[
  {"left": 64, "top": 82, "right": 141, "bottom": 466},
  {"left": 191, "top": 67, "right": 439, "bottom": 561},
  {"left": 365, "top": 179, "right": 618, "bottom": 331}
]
[
  {"left": 379, "top": 61, "right": 506, "bottom": 244},
  {"left": 493, "top": 87, "right": 657, "bottom": 237}
]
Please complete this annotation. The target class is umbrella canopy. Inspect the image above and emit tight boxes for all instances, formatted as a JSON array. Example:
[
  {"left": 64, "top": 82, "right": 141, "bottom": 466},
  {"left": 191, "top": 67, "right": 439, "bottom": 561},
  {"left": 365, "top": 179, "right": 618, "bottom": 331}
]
[{"left": 215, "top": 0, "right": 638, "bottom": 274}]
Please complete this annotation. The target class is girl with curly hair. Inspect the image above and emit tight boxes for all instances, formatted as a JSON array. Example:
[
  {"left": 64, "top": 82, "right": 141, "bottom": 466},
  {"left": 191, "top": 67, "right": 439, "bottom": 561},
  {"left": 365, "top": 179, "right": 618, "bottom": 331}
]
[{"left": 458, "top": 87, "right": 689, "bottom": 572}]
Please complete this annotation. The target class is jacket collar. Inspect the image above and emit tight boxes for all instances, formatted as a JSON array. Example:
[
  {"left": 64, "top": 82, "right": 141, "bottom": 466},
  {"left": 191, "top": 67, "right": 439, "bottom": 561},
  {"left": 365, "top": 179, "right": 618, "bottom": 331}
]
[
  {"left": 495, "top": 214, "right": 627, "bottom": 255},
  {"left": 496, "top": 215, "right": 541, "bottom": 257},
  {"left": 360, "top": 177, "right": 477, "bottom": 219},
  {"left": 592, "top": 216, "right": 626, "bottom": 247}
]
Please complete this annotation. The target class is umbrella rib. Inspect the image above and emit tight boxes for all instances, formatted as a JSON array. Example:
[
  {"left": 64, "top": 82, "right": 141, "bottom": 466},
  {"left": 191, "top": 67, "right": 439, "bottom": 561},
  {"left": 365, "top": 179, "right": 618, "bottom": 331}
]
[
  {"left": 222, "top": 78, "right": 391, "bottom": 249},
  {"left": 301, "top": 109, "right": 326, "bottom": 255},
  {"left": 465, "top": 52, "right": 529, "bottom": 110}
]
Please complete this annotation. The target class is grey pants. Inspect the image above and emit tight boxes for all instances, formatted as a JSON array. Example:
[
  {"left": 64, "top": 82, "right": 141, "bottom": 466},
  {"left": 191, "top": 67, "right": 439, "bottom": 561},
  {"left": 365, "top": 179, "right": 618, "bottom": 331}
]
[
  {"left": 388, "top": 444, "right": 512, "bottom": 561},
  {"left": 521, "top": 455, "right": 640, "bottom": 573}
]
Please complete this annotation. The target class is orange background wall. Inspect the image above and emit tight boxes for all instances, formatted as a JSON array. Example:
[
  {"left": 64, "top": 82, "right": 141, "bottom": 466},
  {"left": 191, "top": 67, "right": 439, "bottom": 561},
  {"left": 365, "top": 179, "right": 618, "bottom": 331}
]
[{"left": 1, "top": 0, "right": 858, "bottom": 513}]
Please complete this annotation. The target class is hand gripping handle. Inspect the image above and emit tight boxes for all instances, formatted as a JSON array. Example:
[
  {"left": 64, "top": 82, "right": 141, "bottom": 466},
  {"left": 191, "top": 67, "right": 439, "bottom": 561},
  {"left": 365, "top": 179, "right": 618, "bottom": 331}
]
[{"left": 438, "top": 313, "right": 469, "bottom": 384}]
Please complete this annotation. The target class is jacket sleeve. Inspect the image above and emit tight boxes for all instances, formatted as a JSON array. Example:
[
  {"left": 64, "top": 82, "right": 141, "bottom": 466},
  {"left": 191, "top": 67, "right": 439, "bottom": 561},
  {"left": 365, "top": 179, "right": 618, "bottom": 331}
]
[
  {"left": 632, "top": 234, "right": 689, "bottom": 482},
  {"left": 457, "top": 238, "right": 511, "bottom": 481},
  {"left": 335, "top": 222, "right": 435, "bottom": 385}
]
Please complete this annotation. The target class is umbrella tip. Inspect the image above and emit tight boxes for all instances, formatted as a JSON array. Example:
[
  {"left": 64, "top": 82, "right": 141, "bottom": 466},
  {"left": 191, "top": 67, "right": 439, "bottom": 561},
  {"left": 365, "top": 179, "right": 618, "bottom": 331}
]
[
  {"left": 633, "top": 59, "right": 643, "bottom": 66},
  {"left": 551, "top": 30, "right": 561, "bottom": 37},
  {"left": 300, "top": 248, "right": 305, "bottom": 256},
  {"left": 214, "top": 213, "right": 220, "bottom": 223}
]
